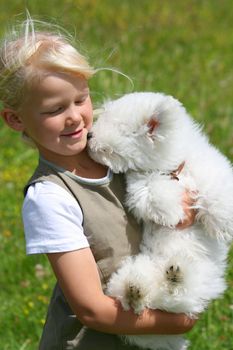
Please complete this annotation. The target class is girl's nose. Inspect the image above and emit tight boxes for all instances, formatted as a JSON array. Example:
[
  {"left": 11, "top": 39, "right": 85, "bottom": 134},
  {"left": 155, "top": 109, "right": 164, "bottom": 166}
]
[{"left": 65, "top": 106, "right": 81, "bottom": 126}]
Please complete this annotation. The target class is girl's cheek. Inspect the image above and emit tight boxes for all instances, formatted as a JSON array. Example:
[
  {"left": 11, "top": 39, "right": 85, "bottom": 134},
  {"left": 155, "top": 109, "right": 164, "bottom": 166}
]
[{"left": 86, "top": 121, "right": 93, "bottom": 131}]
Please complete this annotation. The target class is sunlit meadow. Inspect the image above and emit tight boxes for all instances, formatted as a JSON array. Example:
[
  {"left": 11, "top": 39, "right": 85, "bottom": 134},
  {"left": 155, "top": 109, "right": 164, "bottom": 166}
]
[{"left": 0, "top": 1, "right": 232, "bottom": 349}]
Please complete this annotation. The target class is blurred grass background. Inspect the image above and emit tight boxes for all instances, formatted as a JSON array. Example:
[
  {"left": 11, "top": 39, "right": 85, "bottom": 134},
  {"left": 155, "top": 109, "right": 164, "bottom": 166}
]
[{"left": 0, "top": 1, "right": 232, "bottom": 349}]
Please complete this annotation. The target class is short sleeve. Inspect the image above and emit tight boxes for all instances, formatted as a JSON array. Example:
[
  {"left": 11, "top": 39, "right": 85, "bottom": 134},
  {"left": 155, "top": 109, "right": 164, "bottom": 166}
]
[{"left": 22, "top": 181, "right": 89, "bottom": 255}]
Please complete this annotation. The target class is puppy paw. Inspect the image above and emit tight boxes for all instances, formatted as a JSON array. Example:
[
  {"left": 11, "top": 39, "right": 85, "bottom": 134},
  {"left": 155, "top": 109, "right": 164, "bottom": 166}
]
[
  {"left": 166, "top": 264, "right": 183, "bottom": 285},
  {"left": 125, "top": 283, "right": 147, "bottom": 314},
  {"left": 155, "top": 208, "right": 185, "bottom": 228},
  {"left": 126, "top": 172, "right": 185, "bottom": 227}
]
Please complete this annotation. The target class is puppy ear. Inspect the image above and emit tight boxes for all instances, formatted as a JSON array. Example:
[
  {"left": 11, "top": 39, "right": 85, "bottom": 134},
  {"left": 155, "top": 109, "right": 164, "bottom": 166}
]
[
  {"left": 1, "top": 109, "right": 24, "bottom": 132},
  {"left": 147, "top": 114, "right": 159, "bottom": 137}
]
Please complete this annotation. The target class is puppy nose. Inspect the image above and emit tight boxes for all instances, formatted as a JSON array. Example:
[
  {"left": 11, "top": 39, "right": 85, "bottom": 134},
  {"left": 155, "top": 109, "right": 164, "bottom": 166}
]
[{"left": 87, "top": 132, "right": 93, "bottom": 139}]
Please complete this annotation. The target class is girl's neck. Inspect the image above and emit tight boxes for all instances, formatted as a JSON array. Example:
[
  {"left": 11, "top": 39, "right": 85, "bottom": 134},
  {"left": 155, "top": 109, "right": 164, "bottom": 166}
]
[
  {"left": 40, "top": 149, "right": 108, "bottom": 179},
  {"left": 72, "top": 156, "right": 108, "bottom": 179}
]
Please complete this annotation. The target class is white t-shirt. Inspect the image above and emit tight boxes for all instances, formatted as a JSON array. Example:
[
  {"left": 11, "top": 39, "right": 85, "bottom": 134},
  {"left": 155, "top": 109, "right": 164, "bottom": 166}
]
[
  {"left": 23, "top": 181, "right": 88, "bottom": 255},
  {"left": 23, "top": 168, "right": 112, "bottom": 255}
]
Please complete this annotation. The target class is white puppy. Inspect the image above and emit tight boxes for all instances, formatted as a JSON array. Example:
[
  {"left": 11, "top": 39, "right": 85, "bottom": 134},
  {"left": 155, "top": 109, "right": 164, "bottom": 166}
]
[{"left": 88, "top": 92, "right": 233, "bottom": 350}]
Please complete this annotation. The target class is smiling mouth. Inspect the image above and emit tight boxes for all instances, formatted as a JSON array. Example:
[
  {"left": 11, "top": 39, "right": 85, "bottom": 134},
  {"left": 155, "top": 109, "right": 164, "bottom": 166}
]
[{"left": 61, "top": 129, "right": 83, "bottom": 137}]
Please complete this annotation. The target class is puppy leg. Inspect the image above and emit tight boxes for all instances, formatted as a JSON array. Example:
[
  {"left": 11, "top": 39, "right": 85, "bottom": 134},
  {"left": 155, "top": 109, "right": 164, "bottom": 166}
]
[
  {"left": 107, "top": 254, "right": 157, "bottom": 314},
  {"left": 126, "top": 171, "right": 185, "bottom": 227},
  {"left": 187, "top": 147, "right": 233, "bottom": 241}
]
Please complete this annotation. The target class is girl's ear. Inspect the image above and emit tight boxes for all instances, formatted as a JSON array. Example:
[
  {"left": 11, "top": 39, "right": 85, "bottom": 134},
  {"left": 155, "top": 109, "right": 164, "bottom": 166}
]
[{"left": 1, "top": 109, "right": 24, "bottom": 132}]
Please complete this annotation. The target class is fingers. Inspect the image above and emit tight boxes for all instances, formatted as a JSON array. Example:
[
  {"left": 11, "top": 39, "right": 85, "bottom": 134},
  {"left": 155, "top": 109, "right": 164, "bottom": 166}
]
[
  {"left": 176, "top": 190, "right": 197, "bottom": 229},
  {"left": 176, "top": 208, "right": 196, "bottom": 229}
]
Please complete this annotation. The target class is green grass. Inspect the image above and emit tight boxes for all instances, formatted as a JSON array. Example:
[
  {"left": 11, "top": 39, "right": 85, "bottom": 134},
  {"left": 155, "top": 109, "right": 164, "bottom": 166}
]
[{"left": 0, "top": 0, "right": 232, "bottom": 349}]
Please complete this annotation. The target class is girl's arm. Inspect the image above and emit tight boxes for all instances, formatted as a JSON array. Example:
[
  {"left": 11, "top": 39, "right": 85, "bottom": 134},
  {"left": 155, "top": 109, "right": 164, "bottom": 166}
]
[{"left": 47, "top": 248, "right": 196, "bottom": 335}]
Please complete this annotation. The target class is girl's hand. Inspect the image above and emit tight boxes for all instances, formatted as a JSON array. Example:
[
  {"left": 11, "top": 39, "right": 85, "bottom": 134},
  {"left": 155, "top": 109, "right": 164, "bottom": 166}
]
[
  {"left": 176, "top": 190, "right": 197, "bottom": 229},
  {"left": 47, "top": 248, "right": 198, "bottom": 335}
]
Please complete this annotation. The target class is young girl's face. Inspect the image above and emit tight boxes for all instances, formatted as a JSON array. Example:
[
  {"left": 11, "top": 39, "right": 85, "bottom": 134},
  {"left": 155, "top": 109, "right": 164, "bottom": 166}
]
[{"left": 17, "top": 72, "right": 93, "bottom": 164}]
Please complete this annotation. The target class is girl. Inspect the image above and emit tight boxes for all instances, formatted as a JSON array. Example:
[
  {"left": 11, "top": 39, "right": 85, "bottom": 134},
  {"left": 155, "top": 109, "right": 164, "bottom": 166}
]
[{"left": 0, "top": 18, "right": 196, "bottom": 350}]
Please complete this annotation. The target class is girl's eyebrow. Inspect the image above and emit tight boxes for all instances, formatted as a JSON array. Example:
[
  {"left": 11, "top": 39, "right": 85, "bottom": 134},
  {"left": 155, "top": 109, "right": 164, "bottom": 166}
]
[
  {"left": 39, "top": 102, "right": 63, "bottom": 114},
  {"left": 81, "top": 88, "right": 90, "bottom": 96},
  {"left": 39, "top": 90, "right": 90, "bottom": 114}
]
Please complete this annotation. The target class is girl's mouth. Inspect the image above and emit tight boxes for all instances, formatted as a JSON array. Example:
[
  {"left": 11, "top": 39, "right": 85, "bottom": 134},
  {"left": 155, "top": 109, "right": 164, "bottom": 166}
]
[{"left": 61, "top": 129, "right": 83, "bottom": 138}]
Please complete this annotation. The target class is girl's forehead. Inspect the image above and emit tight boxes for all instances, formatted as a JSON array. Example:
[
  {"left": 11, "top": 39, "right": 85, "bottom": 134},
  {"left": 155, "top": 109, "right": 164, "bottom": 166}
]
[
  {"left": 20, "top": 72, "right": 89, "bottom": 109},
  {"left": 31, "top": 72, "right": 89, "bottom": 95}
]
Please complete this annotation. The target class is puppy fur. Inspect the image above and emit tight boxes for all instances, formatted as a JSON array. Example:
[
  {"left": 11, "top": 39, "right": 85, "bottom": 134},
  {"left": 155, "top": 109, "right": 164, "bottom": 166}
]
[{"left": 88, "top": 92, "right": 233, "bottom": 350}]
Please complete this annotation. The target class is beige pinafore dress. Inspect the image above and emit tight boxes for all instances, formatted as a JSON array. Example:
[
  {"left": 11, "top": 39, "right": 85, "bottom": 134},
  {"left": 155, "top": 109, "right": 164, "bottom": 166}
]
[{"left": 25, "top": 159, "right": 142, "bottom": 350}]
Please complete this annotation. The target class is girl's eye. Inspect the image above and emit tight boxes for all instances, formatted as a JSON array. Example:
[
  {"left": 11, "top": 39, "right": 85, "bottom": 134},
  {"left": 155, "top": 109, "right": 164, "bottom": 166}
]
[
  {"left": 75, "top": 98, "right": 85, "bottom": 105},
  {"left": 75, "top": 94, "right": 88, "bottom": 105},
  {"left": 42, "top": 107, "right": 63, "bottom": 115}
]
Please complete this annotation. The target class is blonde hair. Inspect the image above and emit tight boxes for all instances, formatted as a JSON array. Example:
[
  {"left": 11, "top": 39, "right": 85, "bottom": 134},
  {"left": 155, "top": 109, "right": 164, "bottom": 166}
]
[{"left": 0, "top": 17, "right": 95, "bottom": 111}]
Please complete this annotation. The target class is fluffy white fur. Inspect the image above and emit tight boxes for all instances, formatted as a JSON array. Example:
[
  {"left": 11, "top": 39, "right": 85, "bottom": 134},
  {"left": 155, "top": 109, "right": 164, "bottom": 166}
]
[{"left": 88, "top": 92, "right": 233, "bottom": 350}]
